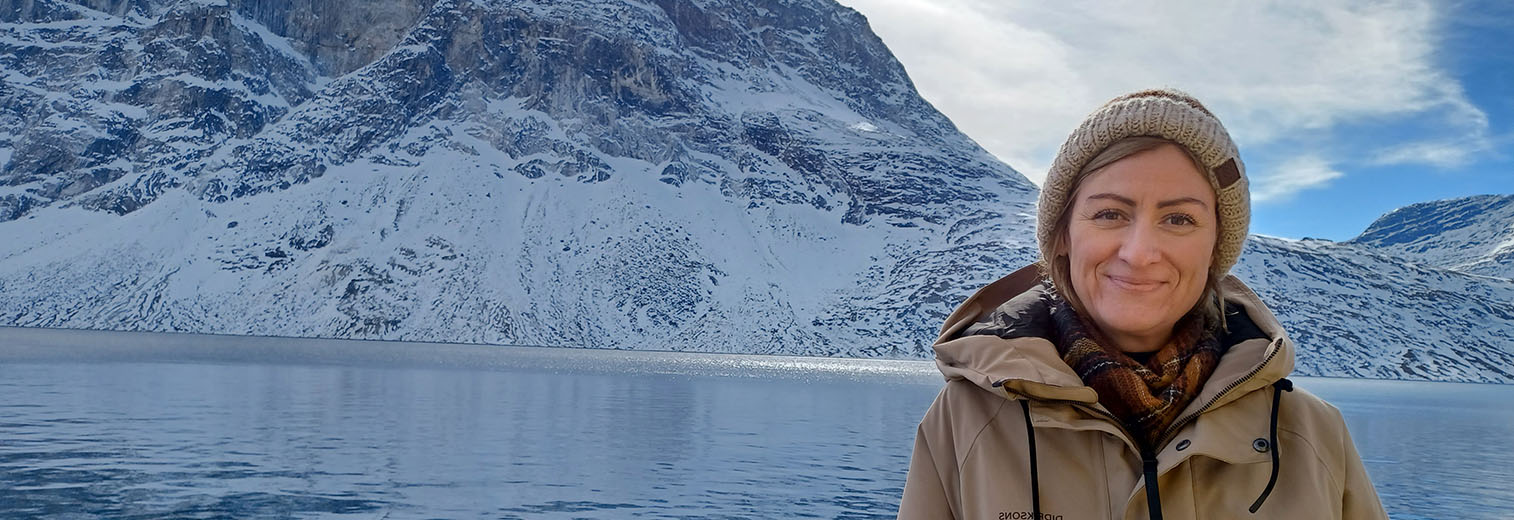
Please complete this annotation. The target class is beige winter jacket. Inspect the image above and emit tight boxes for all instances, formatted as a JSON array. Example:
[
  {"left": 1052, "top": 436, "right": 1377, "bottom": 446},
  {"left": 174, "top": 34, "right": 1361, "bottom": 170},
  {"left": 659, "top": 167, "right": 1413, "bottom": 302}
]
[{"left": 898, "top": 265, "right": 1388, "bottom": 520}]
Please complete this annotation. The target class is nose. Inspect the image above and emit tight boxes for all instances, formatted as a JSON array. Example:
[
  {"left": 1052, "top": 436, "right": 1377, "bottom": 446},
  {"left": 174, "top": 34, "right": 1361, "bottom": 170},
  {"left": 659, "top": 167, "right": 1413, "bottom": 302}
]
[{"left": 1117, "top": 223, "right": 1162, "bottom": 266}]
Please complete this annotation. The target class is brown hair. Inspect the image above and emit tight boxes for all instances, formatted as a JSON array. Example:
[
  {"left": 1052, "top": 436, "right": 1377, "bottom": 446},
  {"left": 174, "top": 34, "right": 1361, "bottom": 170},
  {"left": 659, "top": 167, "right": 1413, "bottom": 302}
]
[{"left": 1039, "top": 136, "right": 1229, "bottom": 333}]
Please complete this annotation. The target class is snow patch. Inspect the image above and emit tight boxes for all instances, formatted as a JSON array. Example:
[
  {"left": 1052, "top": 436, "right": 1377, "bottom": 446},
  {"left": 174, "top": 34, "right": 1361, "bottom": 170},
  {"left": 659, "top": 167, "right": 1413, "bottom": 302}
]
[{"left": 849, "top": 121, "right": 878, "bottom": 133}]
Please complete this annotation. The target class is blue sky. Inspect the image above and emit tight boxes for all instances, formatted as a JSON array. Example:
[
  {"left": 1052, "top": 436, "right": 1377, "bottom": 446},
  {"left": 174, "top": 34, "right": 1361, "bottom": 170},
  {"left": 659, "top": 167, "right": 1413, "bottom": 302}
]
[{"left": 838, "top": 0, "right": 1512, "bottom": 241}]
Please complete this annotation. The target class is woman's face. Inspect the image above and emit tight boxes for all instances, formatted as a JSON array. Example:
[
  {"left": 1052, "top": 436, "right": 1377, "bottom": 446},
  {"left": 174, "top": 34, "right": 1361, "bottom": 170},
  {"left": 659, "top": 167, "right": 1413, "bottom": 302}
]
[{"left": 1063, "top": 144, "right": 1218, "bottom": 352}]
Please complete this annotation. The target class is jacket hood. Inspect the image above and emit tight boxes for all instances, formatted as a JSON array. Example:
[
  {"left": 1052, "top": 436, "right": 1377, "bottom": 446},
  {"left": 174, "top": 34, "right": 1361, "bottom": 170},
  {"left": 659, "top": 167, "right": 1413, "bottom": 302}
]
[{"left": 932, "top": 264, "right": 1296, "bottom": 413}]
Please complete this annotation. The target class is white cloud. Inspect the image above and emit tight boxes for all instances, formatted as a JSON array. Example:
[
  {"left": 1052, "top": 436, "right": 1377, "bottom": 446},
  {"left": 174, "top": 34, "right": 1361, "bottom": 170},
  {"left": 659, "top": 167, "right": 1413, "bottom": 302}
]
[
  {"left": 1250, "top": 155, "right": 1344, "bottom": 203},
  {"left": 836, "top": 0, "right": 1489, "bottom": 184}
]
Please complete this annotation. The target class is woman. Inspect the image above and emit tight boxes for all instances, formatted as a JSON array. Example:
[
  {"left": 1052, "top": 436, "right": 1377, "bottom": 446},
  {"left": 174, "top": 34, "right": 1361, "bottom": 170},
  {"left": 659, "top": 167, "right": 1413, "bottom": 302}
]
[{"left": 897, "top": 89, "right": 1387, "bottom": 519}]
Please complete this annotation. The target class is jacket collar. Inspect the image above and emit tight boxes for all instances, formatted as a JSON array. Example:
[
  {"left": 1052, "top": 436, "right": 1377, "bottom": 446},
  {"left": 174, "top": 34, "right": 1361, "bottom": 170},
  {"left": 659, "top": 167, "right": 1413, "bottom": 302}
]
[{"left": 932, "top": 264, "right": 1296, "bottom": 413}]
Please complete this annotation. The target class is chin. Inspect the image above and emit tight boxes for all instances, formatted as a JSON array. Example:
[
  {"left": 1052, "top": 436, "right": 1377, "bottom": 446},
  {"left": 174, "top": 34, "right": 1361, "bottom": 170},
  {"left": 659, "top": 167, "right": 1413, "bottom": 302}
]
[
  {"left": 1090, "top": 303, "right": 1171, "bottom": 336},
  {"left": 1102, "top": 315, "right": 1168, "bottom": 337}
]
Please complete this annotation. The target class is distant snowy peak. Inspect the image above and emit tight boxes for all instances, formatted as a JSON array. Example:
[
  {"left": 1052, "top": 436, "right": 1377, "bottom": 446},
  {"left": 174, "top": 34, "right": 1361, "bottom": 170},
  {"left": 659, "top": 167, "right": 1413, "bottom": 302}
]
[{"left": 1347, "top": 194, "right": 1514, "bottom": 279}]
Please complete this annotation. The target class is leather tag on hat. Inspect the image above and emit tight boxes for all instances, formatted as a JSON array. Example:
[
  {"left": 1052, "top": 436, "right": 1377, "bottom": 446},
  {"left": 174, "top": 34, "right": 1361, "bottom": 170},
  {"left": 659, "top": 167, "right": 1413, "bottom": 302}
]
[{"left": 1215, "top": 158, "right": 1241, "bottom": 188}]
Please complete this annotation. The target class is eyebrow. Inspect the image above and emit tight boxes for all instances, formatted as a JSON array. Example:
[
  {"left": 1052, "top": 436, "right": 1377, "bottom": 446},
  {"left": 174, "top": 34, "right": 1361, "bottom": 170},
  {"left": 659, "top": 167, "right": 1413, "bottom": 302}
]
[{"left": 1085, "top": 193, "right": 1209, "bottom": 210}]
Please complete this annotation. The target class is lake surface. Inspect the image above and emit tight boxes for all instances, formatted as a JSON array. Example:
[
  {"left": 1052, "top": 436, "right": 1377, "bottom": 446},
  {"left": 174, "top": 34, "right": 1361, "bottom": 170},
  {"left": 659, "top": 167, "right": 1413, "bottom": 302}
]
[{"left": 2, "top": 327, "right": 1512, "bottom": 519}]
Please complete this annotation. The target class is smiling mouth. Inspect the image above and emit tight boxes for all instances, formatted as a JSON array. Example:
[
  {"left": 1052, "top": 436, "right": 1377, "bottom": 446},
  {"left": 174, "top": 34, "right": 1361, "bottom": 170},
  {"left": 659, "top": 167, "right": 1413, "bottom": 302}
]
[{"left": 1106, "top": 274, "right": 1166, "bottom": 291}]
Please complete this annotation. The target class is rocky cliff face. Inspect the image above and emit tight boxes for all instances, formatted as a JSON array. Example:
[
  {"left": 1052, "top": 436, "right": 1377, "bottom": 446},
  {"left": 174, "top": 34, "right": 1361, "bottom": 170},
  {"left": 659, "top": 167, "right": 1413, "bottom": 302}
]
[
  {"left": 1, "top": 0, "right": 1510, "bottom": 382},
  {"left": 1, "top": 0, "right": 319, "bottom": 218}
]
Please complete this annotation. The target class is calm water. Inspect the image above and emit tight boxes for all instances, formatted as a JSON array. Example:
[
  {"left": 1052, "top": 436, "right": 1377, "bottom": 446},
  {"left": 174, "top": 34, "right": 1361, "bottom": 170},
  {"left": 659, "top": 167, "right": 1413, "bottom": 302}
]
[{"left": 1, "top": 328, "right": 1512, "bottom": 519}]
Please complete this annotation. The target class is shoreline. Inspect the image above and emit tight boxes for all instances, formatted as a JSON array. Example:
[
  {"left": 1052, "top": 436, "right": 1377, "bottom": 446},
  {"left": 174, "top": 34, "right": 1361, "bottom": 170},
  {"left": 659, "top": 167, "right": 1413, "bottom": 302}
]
[{"left": 1, "top": 325, "right": 1505, "bottom": 386}]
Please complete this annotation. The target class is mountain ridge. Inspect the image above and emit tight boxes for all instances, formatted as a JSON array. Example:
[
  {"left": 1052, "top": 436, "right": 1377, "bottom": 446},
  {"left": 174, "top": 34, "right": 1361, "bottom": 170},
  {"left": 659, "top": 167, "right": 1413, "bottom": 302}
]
[{"left": 1346, "top": 193, "right": 1514, "bottom": 279}]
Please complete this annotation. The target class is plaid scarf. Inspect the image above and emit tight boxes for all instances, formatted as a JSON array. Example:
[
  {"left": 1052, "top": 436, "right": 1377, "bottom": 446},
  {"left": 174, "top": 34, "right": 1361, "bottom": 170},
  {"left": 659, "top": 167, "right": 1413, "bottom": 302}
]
[{"left": 1050, "top": 298, "right": 1224, "bottom": 449}]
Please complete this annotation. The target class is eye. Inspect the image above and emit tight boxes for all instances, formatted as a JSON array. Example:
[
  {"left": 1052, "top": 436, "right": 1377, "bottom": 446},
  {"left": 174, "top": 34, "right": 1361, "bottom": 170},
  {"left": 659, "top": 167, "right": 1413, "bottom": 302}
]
[
  {"left": 1092, "top": 209, "right": 1126, "bottom": 221},
  {"left": 1163, "top": 213, "right": 1197, "bottom": 226}
]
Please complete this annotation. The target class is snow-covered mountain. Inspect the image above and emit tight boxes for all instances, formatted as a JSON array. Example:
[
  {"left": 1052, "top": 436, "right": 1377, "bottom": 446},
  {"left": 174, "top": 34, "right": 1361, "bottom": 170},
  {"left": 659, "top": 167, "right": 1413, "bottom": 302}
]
[
  {"left": 1234, "top": 235, "right": 1514, "bottom": 383},
  {"left": 1346, "top": 194, "right": 1514, "bottom": 280},
  {"left": 1, "top": 0, "right": 1510, "bottom": 382},
  {"left": 0, "top": 0, "right": 1038, "bottom": 359}
]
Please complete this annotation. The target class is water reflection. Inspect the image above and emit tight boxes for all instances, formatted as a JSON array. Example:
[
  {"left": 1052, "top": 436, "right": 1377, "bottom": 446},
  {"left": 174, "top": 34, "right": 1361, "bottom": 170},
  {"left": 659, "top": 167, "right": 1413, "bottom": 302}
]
[
  {"left": 0, "top": 346, "right": 1511, "bottom": 519},
  {"left": 0, "top": 358, "right": 942, "bottom": 519}
]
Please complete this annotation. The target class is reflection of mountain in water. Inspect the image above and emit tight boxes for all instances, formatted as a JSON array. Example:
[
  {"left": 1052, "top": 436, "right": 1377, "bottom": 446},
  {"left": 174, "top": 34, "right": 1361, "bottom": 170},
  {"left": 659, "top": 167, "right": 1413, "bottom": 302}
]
[{"left": 0, "top": 0, "right": 1510, "bottom": 382}]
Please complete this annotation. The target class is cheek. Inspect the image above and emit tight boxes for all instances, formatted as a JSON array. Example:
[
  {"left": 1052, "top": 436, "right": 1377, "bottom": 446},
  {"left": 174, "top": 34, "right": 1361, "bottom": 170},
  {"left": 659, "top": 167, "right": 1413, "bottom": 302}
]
[
  {"left": 1174, "top": 240, "right": 1217, "bottom": 301},
  {"left": 1066, "top": 226, "right": 1115, "bottom": 262},
  {"left": 1065, "top": 229, "right": 1116, "bottom": 288},
  {"left": 1182, "top": 235, "right": 1218, "bottom": 275}
]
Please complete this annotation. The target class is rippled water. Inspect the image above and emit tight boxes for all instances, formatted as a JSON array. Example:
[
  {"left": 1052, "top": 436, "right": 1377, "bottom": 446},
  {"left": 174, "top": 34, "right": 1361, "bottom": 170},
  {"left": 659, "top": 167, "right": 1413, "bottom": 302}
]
[
  {"left": 1303, "top": 378, "right": 1514, "bottom": 519},
  {"left": 1, "top": 328, "right": 1512, "bottom": 519}
]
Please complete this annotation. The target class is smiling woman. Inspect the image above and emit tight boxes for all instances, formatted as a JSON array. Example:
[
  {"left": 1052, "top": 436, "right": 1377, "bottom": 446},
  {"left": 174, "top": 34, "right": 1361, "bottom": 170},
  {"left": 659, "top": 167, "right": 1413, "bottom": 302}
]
[
  {"left": 1058, "top": 139, "right": 1218, "bottom": 354},
  {"left": 897, "top": 89, "right": 1389, "bottom": 519}
]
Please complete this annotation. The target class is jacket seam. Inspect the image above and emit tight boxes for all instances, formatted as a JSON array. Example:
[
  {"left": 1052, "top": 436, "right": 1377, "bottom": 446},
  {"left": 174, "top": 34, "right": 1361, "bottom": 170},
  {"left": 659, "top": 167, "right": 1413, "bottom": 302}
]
[
  {"left": 1096, "top": 432, "right": 1114, "bottom": 517},
  {"left": 958, "top": 395, "right": 1010, "bottom": 469},
  {"left": 1277, "top": 425, "right": 1342, "bottom": 487},
  {"left": 917, "top": 424, "right": 959, "bottom": 520}
]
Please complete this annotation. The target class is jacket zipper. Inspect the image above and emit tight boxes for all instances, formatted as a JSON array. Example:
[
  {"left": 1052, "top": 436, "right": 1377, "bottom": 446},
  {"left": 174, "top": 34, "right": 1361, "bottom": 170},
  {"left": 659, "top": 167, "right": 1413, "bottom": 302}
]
[{"left": 1150, "top": 336, "right": 1286, "bottom": 449}]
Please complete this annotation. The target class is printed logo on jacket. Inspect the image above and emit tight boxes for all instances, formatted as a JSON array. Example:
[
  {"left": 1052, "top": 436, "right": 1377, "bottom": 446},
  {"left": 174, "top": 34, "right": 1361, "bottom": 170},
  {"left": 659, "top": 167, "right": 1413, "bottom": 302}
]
[{"left": 998, "top": 511, "right": 1062, "bottom": 520}]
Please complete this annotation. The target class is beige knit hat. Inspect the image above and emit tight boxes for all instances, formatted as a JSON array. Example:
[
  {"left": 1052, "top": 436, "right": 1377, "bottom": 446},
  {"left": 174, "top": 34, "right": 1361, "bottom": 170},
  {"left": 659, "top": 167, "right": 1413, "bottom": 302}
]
[{"left": 1036, "top": 88, "right": 1250, "bottom": 278}]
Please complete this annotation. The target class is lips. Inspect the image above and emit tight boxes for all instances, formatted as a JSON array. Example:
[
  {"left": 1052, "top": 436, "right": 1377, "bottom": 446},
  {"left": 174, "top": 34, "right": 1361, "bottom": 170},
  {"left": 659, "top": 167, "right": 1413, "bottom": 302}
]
[{"left": 1105, "top": 274, "right": 1166, "bottom": 292}]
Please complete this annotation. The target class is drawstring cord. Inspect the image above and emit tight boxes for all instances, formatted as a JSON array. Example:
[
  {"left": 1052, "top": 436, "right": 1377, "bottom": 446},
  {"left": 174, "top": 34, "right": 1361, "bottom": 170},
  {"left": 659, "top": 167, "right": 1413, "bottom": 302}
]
[
  {"left": 1001, "top": 377, "right": 1293, "bottom": 517},
  {"left": 1249, "top": 378, "right": 1294, "bottom": 513},
  {"left": 1019, "top": 400, "right": 1042, "bottom": 519},
  {"left": 1142, "top": 449, "right": 1163, "bottom": 520},
  {"left": 997, "top": 379, "right": 1043, "bottom": 518}
]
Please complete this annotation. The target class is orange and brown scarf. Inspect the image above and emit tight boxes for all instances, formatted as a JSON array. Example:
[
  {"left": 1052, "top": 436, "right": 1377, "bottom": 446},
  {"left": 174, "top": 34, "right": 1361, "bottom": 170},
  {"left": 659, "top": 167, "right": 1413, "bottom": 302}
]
[{"left": 1049, "top": 299, "right": 1224, "bottom": 449}]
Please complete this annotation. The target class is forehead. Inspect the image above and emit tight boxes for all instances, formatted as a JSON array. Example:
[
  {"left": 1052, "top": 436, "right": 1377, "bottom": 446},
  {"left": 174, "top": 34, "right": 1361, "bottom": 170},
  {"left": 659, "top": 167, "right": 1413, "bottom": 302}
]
[{"left": 1075, "top": 144, "right": 1215, "bottom": 203}]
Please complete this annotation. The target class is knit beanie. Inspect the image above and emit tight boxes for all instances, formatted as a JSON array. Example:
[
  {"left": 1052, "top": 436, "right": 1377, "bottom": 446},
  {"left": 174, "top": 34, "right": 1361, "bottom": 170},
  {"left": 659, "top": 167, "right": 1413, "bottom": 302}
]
[{"left": 1036, "top": 88, "right": 1250, "bottom": 278}]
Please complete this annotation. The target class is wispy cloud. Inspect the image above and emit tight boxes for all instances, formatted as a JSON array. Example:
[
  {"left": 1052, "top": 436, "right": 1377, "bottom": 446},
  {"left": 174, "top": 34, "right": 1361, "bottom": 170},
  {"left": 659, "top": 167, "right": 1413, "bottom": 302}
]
[
  {"left": 836, "top": 0, "right": 1489, "bottom": 184},
  {"left": 1371, "top": 139, "right": 1484, "bottom": 169},
  {"left": 1250, "top": 156, "right": 1344, "bottom": 203},
  {"left": 1364, "top": 80, "right": 1494, "bottom": 169}
]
